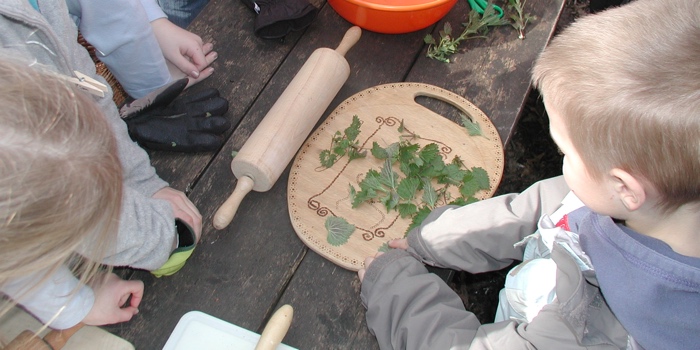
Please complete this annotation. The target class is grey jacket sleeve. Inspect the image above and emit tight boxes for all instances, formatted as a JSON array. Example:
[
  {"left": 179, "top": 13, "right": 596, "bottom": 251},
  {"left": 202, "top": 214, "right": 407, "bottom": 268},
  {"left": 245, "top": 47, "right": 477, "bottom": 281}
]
[
  {"left": 361, "top": 249, "right": 483, "bottom": 350},
  {"left": 361, "top": 252, "right": 607, "bottom": 350},
  {"left": 406, "top": 176, "right": 570, "bottom": 273}
]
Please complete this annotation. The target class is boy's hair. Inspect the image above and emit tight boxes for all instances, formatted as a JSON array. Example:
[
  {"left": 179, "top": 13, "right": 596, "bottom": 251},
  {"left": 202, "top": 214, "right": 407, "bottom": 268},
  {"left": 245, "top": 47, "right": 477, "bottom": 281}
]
[
  {"left": 532, "top": 0, "right": 700, "bottom": 212},
  {"left": 0, "top": 59, "right": 123, "bottom": 311}
]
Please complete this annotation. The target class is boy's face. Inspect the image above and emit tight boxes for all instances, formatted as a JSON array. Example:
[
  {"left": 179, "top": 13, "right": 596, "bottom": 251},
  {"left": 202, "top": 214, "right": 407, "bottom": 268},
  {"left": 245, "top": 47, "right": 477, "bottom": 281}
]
[{"left": 546, "top": 99, "right": 622, "bottom": 218}]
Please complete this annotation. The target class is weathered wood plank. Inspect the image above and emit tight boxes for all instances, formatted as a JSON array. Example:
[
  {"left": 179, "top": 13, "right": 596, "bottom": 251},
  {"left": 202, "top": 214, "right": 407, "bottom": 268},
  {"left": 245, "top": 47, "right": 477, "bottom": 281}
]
[{"left": 407, "top": 0, "right": 566, "bottom": 145}]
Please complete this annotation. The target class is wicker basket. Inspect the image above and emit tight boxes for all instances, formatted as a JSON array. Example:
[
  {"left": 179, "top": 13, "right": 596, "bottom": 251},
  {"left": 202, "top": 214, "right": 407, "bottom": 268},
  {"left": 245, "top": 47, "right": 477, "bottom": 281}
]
[{"left": 78, "top": 34, "right": 128, "bottom": 107}]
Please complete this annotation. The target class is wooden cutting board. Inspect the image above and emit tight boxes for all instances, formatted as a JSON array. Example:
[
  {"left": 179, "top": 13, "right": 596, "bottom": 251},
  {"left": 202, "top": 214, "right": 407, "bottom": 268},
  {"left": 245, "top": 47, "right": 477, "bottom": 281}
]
[{"left": 288, "top": 83, "right": 504, "bottom": 271}]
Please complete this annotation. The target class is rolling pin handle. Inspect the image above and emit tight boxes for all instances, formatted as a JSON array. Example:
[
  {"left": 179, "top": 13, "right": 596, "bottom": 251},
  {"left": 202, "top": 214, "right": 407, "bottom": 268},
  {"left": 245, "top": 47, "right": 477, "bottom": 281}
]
[
  {"left": 255, "top": 304, "right": 294, "bottom": 350},
  {"left": 334, "top": 26, "right": 362, "bottom": 56},
  {"left": 213, "top": 176, "right": 255, "bottom": 230}
]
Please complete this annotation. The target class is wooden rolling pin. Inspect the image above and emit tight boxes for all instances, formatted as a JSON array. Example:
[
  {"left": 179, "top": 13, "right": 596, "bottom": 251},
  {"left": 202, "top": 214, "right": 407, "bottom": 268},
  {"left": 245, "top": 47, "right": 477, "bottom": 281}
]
[
  {"left": 254, "top": 304, "right": 294, "bottom": 350},
  {"left": 213, "top": 26, "right": 362, "bottom": 230},
  {"left": 4, "top": 322, "right": 84, "bottom": 350}
]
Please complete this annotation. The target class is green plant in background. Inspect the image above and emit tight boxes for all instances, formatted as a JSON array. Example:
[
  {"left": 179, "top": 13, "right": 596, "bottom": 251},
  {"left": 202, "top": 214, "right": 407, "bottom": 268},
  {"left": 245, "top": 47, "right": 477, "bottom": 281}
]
[
  {"left": 509, "top": 0, "right": 537, "bottom": 39},
  {"left": 424, "top": 3, "right": 509, "bottom": 63},
  {"left": 424, "top": 0, "right": 537, "bottom": 62}
]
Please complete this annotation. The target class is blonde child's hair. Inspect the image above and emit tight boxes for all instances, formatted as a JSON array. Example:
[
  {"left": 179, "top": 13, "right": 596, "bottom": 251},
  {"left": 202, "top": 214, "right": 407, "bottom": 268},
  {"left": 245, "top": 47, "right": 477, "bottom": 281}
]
[
  {"left": 532, "top": 0, "right": 700, "bottom": 212},
  {"left": 0, "top": 59, "right": 123, "bottom": 321}
]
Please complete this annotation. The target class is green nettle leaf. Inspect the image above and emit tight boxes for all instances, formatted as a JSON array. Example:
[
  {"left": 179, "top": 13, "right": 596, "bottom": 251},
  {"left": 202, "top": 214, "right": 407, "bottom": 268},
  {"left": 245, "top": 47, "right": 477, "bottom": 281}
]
[
  {"left": 383, "top": 191, "right": 400, "bottom": 211},
  {"left": 379, "top": 160, "right": 399, "bottom": 189},
  {"left": 361, "top": 169, "right": 385, "bottom": 192},
  {"left": 460, "top": 113, "right": 483, "bottom": 136},
  {"left": 371, "top": 141, "right": 389, "bottom": 159},
  {"left": 347, "top": 148, "right": 367, "bottom": 161},
  {"left": 421, "top": 178, "right": 438, "bottom": 208},
  {"left": 397, "top": 202, "right": 418, "bottom": 218},
  {"left": 378, "top": 242, "right": 390, "bottom": 253},
  {"left": 319, "top": 150, "right": 337, "bottom": 168},
  {"left": 384, "top": 142, "right": 400, "bottom": 159},
  {"left": 397, "top": 177, "right": 420, "bottom": 200},
  {"left": 471, "top": 167, "right": 491, "bottom": 190},
  {"left": 419, "top": 143, "right": 440, "bottom": 164},
  {"left": 326, "top": 216, "right": 356, "bottom": 246},
  {"left": 319, "top": 116, "right": 366, "bottom": 169},
  {"left": 398, "top": 142, "right": 421, "bottom": 167},
  {"left": 440, "top": 163, "right": 467, "bottom": 185},
  {"left": 345, "top": 115, "right": 362, "bottom": 141},
  {"left": 459, "top": 178, "right": 480, "bottom": 198},
  {"left": 407, "top": 206, "right": 432, "bottom": 233},
  {"left": 420, "top": 157, "right": 445, "bottom": 178}
]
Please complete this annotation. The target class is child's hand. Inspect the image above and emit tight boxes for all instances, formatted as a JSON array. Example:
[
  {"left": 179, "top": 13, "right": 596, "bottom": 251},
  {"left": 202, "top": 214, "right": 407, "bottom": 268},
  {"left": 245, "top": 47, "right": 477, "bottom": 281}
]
[
  {"left": 358, "top": 239, "right": 409, "bottom": 282},
  {"left": 150, "top": 18, "right": 217, "bottom": 87},
  {"left": 152, "top": 187, "right": 203, "bottom": 246},
  {"left": 83, "top": 273, "right": 144, "bottom": 326},
  {"left": 358, "top": 253, "right": 383, "bottom": 282},
  {"left": 388, "top": 238, "right": 408, "bottom": 250}
]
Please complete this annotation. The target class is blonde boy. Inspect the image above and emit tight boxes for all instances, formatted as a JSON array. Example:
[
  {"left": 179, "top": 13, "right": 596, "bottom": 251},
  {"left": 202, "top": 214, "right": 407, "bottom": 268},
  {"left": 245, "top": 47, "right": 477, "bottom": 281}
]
[{"left": 358, "top": 0, "right": 700, "bottom": 348}]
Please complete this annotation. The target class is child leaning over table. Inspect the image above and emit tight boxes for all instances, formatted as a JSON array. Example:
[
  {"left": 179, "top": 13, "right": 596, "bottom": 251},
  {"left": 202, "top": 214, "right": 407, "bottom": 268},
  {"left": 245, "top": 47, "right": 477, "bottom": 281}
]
[
  {"left": 1, "top": 0, "right": 204, "bottom": 329},
  {"left": 0, "top": 59, "right": 144, "bottom": 329},
  {"left": 357, "top": 0, "right": 700, "bottom": 349}
]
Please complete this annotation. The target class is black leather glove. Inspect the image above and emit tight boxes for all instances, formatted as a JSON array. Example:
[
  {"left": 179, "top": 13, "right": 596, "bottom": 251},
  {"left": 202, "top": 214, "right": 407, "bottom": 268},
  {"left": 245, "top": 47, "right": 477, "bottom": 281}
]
[
  {"left": 119, "top": 78, "right": 231, "bottom": 152},
  {"left": 241, "top": 0, "right": 319, "bottom": 39}
]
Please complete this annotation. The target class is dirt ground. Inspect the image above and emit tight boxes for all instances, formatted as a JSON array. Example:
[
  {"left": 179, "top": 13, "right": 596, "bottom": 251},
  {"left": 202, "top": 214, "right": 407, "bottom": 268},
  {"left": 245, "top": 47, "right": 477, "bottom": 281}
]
[{"left": 449, "top": 0, "right": 591, "bottom": 323}]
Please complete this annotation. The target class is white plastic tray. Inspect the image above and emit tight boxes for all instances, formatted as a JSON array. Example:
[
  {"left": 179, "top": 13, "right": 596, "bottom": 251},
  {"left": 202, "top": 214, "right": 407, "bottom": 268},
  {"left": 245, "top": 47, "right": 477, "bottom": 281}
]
[{"left": 163, "top": 311, "right": 297, "bottom": 350}]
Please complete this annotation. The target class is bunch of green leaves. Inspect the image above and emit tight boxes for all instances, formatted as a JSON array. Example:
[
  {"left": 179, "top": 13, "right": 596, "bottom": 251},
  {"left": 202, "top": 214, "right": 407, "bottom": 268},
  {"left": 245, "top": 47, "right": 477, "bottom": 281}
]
[
  {"left": 349, "top": 140, "right": 490, "bottom": 234},
  {"left": 424, "top": 3, "right": 509, "bottom": 63},
  {"left": 508, "top": 0, "right": 537, "bottom": 39},
  {"left": 319, "top": 115, "right": 366, "bottom": 168}
]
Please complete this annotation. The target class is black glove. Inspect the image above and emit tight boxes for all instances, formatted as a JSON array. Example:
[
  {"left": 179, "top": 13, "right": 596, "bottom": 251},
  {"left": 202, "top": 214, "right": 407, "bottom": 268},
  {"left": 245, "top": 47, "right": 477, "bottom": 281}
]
[
  {"left": 119, "top": 78, "right": 231, "bottom": 152},
  {"left": 241, "top": 0, "right": 319, "bottom": 39}
]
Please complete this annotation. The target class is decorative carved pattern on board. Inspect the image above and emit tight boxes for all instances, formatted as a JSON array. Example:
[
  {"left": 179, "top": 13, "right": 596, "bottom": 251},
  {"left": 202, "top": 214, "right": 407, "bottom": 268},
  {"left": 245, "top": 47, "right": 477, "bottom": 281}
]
[{"left": 288, "top": 83, "right": 504, "bottom": 270}]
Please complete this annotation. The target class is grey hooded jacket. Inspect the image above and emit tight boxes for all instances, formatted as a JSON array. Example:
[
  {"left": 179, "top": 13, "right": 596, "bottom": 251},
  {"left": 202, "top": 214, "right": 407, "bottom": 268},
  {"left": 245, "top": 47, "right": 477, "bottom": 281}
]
[{"left": 361, "top": 176, "right": 630, "bottom": 349}]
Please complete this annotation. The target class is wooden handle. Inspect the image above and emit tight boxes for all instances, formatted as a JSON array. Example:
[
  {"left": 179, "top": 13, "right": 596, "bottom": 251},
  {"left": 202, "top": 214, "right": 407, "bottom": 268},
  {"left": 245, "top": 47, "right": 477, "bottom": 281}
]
[
  {"left": 4, "top": 323, "right": 84, "bottom": 350},
  {"left": 334, "top": 26, "right": 362, "bottom": 56},
  {"left": 254, "top": 304, "right": 293, "bottom": 350},
  {"left": 43, "top": 323, "right": 84, "bottom": 349},
  {"left": 212, "top": 176, "right": 255, "bottom": 230}
]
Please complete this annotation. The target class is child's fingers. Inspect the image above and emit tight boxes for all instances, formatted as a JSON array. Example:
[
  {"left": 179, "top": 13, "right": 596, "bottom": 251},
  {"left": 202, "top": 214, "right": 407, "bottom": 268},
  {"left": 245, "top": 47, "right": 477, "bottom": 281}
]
[
  {"left": 126, "top": 281, "right": 145, "bottom": 309},
  {"left": 357, "top": 268, "right": 366, "bottom": 282},
  {"left": 388, "top": 238, "right": 408, "bottom": 250}
]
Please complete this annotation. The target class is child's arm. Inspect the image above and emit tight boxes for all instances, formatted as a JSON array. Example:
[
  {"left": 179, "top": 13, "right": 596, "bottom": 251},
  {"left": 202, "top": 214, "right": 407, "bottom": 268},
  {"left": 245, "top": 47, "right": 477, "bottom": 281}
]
[
  {"left": 2, "top": 268, "right": 144, "bottom": 329},
  {"left": 360, "top": 250, "right": 482, "bottom": 349},
  {"left": 360, "top": 248, "right": 598, "bottom": 349},
  {"left": 67, "top": 0, "right": 172, "bottom": 99},
  {"left": 402, "top": 176, "right": 569, "bottom": 273}
]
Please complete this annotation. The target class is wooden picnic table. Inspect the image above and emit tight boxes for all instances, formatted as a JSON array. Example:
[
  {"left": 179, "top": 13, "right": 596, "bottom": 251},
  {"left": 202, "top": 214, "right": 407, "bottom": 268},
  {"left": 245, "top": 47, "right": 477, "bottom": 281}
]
[{"left": 109, "top": 0, "right": 564, "bottom": 348}]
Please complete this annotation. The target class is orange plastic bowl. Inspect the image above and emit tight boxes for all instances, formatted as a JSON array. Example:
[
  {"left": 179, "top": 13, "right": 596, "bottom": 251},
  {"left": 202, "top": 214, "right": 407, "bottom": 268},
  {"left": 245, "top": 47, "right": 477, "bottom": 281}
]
[{"left": 329, "top": 0, "right": 458, "bottom": 34}]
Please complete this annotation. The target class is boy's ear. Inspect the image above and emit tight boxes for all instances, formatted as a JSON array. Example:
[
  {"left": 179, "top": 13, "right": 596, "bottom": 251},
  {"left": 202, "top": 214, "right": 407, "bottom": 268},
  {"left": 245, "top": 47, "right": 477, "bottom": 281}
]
[{"left": 609, "top": 168, "right": 646, "bottom": 211}]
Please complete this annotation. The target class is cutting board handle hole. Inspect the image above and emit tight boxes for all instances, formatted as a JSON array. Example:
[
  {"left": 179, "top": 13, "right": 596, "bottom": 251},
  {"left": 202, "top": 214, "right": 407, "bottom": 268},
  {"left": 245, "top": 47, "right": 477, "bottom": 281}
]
[{"left": 414, "top": 95, "right": 471, "bottom": 122}]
